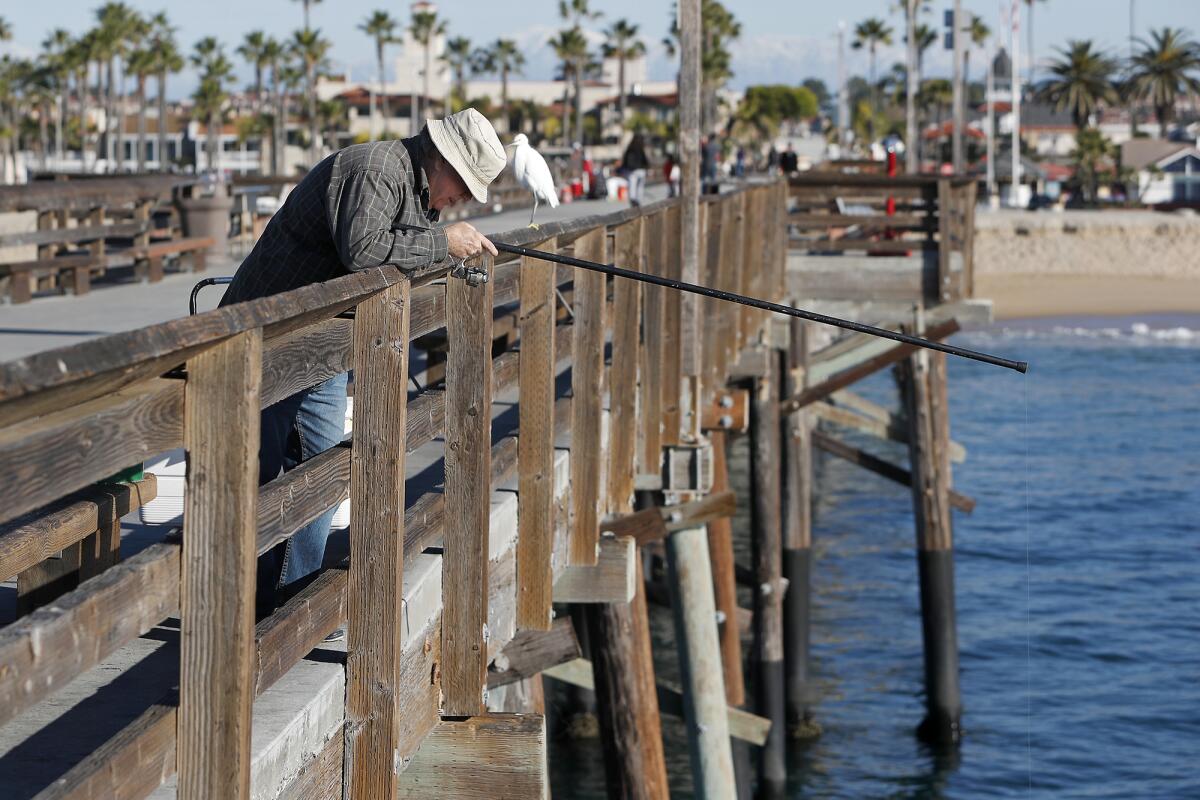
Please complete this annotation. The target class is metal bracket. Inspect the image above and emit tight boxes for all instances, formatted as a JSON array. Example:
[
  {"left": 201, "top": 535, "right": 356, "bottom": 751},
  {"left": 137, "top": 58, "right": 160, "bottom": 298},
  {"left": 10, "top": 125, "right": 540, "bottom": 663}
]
[{"left": 661, "top": 442, "right": 715, "bottom": 495}]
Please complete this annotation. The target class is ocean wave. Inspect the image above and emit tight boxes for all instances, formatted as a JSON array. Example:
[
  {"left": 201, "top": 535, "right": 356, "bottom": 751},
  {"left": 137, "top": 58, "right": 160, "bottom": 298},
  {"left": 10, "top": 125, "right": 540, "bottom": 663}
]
[{"left": 967, "top": 321, "right": 1200, "bottom": 346}]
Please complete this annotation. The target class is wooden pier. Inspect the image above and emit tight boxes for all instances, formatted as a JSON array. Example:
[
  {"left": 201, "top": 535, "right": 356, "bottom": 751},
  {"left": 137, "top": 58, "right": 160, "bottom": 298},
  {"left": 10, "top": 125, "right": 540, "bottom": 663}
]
[{"left": 0, "top": 170, "right": 986, "bottom": 798}]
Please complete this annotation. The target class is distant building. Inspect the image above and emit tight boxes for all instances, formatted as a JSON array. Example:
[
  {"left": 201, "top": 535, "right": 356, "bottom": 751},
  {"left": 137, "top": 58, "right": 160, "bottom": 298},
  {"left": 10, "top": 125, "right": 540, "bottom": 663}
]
[{"left": 1121, "top": 139, "right": 1200, "bottom": 204}]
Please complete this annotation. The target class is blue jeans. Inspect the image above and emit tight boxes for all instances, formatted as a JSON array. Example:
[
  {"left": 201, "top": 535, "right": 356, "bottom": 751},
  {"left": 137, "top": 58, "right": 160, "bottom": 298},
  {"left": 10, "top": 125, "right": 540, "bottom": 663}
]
[{"left": 257, "top": 372, "right": 348, "bottom": 612}]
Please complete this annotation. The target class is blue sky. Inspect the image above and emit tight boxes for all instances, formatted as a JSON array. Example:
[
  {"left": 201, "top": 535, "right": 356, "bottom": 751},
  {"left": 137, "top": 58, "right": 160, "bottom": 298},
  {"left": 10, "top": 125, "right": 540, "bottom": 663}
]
[{"left": 2, "top": 1, "right": 1197, "bottom": 97}]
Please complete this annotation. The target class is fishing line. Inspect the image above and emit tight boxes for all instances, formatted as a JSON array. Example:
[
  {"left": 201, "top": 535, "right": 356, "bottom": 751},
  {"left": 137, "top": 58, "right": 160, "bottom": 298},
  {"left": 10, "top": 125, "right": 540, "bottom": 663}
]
[{"left": 1023, "top": 370, "right": 1033, "bottom": 792}]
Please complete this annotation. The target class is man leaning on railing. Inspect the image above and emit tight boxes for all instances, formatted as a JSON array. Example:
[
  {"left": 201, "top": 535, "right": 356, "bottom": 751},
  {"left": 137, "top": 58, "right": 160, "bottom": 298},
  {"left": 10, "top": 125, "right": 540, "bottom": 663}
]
[{"left": 219, "top": 108, "right": 505, "bottom": 637}]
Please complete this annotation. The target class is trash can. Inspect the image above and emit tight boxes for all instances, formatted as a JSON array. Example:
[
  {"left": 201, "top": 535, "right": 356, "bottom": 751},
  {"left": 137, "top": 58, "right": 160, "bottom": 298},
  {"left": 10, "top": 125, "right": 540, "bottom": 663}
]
[{"left": 176, "top": 182, "right": 233, "bottom": 259}]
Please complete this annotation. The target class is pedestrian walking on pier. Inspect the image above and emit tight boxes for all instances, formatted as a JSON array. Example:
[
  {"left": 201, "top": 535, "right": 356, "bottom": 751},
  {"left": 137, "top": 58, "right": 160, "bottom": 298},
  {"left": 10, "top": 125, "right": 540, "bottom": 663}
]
[{"left": 621, "top": 133, "right": 649, "bottom": 207}]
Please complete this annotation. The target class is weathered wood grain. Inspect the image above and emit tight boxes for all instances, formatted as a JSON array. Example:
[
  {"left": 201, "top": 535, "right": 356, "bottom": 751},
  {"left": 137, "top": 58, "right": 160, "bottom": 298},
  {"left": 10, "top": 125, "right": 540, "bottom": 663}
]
[
  {"left": 345, "top": 282, "right": 410, "bottom": 799},
  {"left": 517, "top": 239, "right": 558, "bottom": 632},
  {"left": 568, "top": 228, "right": 607, "bottom": 566},
  {"left": 706, "top": 431, "right": 745, "bottom": 706},
  {"left": 0, "top": 540, "right": 179, "bottom": 730},
  {"left": 660, "top": 204, "right": 683, "bottom": 445},
  {"left": 260, "top": 317, "right": 353, "bottom": 408},
  {"left": 0, "top": 267, "right": 402, "bottom": 430},
  {"left": 178, "top": 330, "right": 261, "bottom": 800},
  {"left": 553, "top": 534, "right": 636, "bottom": 604},
  {"left": 488, "top": 616, "right": 581, "bottom": 689},
  {"left": 0, "top": 378, "right": 182, "bottom": 527},
  {"left": 608, "top": 219, "right": 642, "bottom": 515},
  {"left": 442, "top": 262, "right": 494, "bottom": 717},
  {"left": 277, "top": 728, "right": 344, "bottom": 800},
  {"left": 0, "top": 476, "right": 156, "bottom": 582},
  {"left": 395, "top": 714, "right": 547, "bottom": 799},
  {"left": 637, "top": 211, "right": 665, "bottom": 477}
]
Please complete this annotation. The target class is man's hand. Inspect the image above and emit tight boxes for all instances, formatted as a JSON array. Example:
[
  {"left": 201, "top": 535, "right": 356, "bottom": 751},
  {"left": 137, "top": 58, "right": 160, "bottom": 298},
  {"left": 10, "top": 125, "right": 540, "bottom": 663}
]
[{"left": 445, "top": 222, "right": 498, "bottom": 260}]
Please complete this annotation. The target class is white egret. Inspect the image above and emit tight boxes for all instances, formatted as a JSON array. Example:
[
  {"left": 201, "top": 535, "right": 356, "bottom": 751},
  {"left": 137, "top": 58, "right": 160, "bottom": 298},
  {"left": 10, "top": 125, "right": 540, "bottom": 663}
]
[{"left": 505, "top": 133, "right": 559, "bottom": 228}]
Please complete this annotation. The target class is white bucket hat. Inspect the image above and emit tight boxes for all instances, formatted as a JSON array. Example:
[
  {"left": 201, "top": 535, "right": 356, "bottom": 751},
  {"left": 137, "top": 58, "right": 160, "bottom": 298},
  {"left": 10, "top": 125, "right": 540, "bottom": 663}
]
[{"left": 427, "top": 108, "right": 506, "bottom": 204}]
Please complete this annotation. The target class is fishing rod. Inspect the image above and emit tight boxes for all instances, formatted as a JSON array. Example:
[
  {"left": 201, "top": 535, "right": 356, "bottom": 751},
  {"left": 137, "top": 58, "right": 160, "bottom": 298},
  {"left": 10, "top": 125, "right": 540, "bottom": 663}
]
[{"left": 491, "top": 241, "right": 1028, "bottom": 374}]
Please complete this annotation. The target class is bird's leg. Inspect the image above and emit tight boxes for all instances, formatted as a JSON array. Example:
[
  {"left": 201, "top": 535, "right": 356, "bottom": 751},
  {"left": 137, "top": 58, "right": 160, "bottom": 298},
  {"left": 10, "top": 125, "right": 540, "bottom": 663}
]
[{"left": 528, "top": 196, "right": 540, "bottom": 229}]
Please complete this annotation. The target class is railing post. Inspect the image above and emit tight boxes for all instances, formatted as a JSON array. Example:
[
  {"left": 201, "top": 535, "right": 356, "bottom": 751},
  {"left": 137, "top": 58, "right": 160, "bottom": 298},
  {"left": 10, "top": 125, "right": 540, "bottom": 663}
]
[
  {"left": 569, "top": 229, "right": 607, "bottom": 566},
  {"left": 178, "top": 329, "right": 262, "bottom": 800},
  {"left": 660, "top": 205, "right": 683, "bottom": 446},
  {"left": 517, "top": 239, "right": 558, "bottom": 632},
  {"left": 345, "top": 279, "right": 411, "bottom": 798},
  {"left": 443, "top": 258, "right": 495, "bottom": 717},
  {"left": 607, "top": 219, "right": 642, "bottom": 514},
  {"left": 638, "top": 212, "right": 665, "bottom": 479}
]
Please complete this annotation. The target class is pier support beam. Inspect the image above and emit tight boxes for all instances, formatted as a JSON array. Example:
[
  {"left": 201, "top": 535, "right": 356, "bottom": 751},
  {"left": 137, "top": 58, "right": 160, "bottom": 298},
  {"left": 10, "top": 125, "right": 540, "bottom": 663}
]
[
  {"left": 781, "top": 318, "right": 818, "bottom": 739},
  {"left": 899, "top": 329, "right": 962, "bottom": 745},
  {"left": 666, "top": 525, "right": 737, "bottom": 799},
  {"left": 585, "top": 543, "right": 670, "bottom": 800},
  {"left": 750, "top": 357, "right": 787, "bottom": 798}
]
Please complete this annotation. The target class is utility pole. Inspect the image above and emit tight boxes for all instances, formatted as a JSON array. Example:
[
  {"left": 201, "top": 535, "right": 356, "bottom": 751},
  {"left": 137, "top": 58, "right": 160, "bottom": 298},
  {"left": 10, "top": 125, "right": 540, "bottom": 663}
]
[
  {"left": 837, "top": 21, "right": 849, "bottom": 151},
  {"left": 951, "top": 0, "right": 965, "bottom": 173},
  {"left": 1130, "top": 0, "right": 1138, "bottom": 137},
  {"left": 906, "top": 0, "right": 919, "bottom": 174},
  {"left": 1010, "top": 0, "right": 1022, "bottom": 207},
  {"left": 673, "top": 3, "right": 737, "bottom": 795},
  {"left": 986, "top": 44, "right": 997, "bottom": 208}
]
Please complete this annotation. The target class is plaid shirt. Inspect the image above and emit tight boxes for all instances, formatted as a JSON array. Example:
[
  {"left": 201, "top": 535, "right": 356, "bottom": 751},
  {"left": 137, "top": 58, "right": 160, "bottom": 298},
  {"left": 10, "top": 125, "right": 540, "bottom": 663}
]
[{"left": 221, "top": 131, "right": 449, "bottom": 305}]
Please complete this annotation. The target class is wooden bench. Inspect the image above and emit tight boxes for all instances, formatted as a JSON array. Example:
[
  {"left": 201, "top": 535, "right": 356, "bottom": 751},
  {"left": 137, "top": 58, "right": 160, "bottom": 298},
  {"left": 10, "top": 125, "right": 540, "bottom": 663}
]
[
  {"left": 130, "top": 236, "right": 215, "bottom": 283},
  {"left": 0, "top": 254, "right": 100, "bottom": 303}
]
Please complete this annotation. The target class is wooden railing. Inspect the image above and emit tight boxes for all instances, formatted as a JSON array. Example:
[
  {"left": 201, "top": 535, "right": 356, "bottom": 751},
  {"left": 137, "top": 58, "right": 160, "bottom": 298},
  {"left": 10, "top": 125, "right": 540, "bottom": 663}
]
[
  {"left": 788, "top": 173, "right": 978, "bottom": 302},
  {"left": 0, "top": 179, "right": 786, "bottom": 799},
  {"left": 0, "top": 175, "right": 197, "bottom": 303}
]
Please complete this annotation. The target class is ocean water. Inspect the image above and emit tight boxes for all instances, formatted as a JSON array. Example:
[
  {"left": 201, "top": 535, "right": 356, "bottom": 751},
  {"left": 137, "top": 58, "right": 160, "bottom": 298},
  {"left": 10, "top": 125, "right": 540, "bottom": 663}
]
[{"left": 550, "top": 314, "right": 1200, "bottom": 799}]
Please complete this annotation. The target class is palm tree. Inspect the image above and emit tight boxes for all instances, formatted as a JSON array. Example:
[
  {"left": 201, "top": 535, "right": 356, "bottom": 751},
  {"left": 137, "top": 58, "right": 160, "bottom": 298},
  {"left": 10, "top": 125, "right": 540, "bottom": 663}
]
[
  {"left": 359, "top": 11, "right": 397, "bottom": 139},
  {"left": 474, "top": 39, "right": 525, "bottom": 130},
  {"left": 291, "top": 28, "right": 331, "bottom": 165},
  {"left": 42, "top": 29, "right": 73, "bottom": 160},
  {"left": 67, "top": 32, "right": 97, "bottom": 169},
  {"left": 1071, "top": 126, "right": 1114, "bottom": 203},
  {"left": 915, "top": 23, "right": 938, "bottom": 78},
  {"left": 442, "top": 36, "right": 473, "bottom": 112},
  {"left": 238, "top": 32, "right": 270, "bottom": 108},
  {"left": 1036, "top": 40, "right": 1119, "bottom": 130},
  {"left": 261, "top": 37, "right": 286, "bottom": 173},
  {"left": 127, "top": 47, "right": 155, "bottom": 171},
  {"left": 191, "top": 37, "right": 234, "bottom": 171},
  {"left": 292, "top": 0, "right": 323, "bottom": 32},
  {"left": 549, "top": 27, "right": 588, "bottom": 144},
  {"left": 852, "top": 18, "right": 893, "bottom": 119},
  {"left": 1126, "top": 28, "right": 1200, "bottom": 131},
  {"left": 559, "top": 0, "right": 602, "bottom": 147},
  {"left": 602, "top": 19, "right": 645, "bottom": 127},
  {"left": 410, "top": 7, "right": 446, "bottom": 120},
  {"left": 148, "top": 15, "right": 182, "bottom": 172},
  {"left": 963, "top": 15, "right": 991, "bottom": 88},
  {"left": 1023, "top": 0, "right": 1049, "bottom": 87},
  {"left": 96, "top": 2, "right": 145, "bottom": 171}
]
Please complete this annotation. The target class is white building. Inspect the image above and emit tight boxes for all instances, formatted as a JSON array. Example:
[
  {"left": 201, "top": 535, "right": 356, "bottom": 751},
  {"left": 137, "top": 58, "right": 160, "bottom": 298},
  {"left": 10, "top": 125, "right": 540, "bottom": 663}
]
[{"left": 1121, "top": 139, "right": 1200, "bottom": 205}]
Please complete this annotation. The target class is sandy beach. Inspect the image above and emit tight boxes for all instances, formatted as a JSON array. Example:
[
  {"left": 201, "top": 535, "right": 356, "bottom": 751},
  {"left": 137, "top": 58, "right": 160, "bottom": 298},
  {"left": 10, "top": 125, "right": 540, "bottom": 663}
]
[
  {"left": 975, "top": 274, "right": 1200, "bottom": 320},
  {"left": 971, "top": 210, "right": 1200, "bottom": 319}
]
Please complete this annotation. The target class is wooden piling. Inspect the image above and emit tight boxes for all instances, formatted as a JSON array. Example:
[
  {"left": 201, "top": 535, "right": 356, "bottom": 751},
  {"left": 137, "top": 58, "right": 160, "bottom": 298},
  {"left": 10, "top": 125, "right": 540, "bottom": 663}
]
[
  {"left": 705, "top": 431, "right": 745, "bottom": 706},
  {"left": 665, "top": 526, "right": 737, "bottom": 799},
  {"left": 781, "top": 318, "right": 818, "bottom": 739},
  {"left": 750, "top": 354, "right": 787, "bottom": 798},
  {"left": 585, "top": 553, "right": 670, "bottom": 800},
  {"left": 898, "top": 324, "right": 962, "bottom": 745}
]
